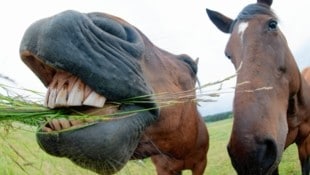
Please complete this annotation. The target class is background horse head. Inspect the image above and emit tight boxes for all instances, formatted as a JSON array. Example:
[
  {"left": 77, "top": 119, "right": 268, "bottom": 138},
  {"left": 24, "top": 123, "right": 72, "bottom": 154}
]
[
  {"left": 207, "top": 0, "right": 310, "bottom": 174},
  {"left": 302, "top": 67, "right": 310, "bottom": 83},
  {"left": 20, "top": 10, "right": 209, "bottom": 175}
]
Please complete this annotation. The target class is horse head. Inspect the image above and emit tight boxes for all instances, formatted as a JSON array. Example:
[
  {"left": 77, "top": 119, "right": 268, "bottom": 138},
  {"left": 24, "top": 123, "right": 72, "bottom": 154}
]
[
  {"left": 20, "top": 10, "right": 208, "bottom": 175},
  {"left": 207, "top": 0, "right": 305, "bottom": 174}
]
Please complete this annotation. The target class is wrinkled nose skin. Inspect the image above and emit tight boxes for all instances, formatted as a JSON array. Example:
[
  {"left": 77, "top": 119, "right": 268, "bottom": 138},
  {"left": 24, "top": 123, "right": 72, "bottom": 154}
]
[{"left": 227, "top": 138, "right": 278, "bottom": 175}]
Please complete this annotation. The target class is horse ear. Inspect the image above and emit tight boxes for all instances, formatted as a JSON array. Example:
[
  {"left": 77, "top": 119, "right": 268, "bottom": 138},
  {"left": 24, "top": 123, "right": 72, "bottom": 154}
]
[
  {"left": 257, "top": 0, "right": 273, "bottom": 6},
  {"left": 206, "top": 9, "right": 233, "bottom": 34},
  {"left": 195, "top": 57, "right": 199, "bottom": 65}
]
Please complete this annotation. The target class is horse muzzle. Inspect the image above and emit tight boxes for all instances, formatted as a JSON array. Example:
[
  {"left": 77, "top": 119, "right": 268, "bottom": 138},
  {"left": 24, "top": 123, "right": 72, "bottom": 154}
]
[{"left": 227, "top": 137, "right": 279, "bottom": 175}]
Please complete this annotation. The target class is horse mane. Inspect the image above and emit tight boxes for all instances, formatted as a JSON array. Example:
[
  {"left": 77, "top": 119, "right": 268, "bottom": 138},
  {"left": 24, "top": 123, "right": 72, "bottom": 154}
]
[
  {"left": 227, "top": 3, "right": 278, "bottom": 33},
  {"left": 237, "top": 3, "right": 277, "bottom": 21}
]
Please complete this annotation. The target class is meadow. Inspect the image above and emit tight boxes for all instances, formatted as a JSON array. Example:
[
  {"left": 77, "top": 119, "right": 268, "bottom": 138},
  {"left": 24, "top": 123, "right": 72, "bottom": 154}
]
[{"left": 0, "top": 119, "right": 301, "bottom": 175}]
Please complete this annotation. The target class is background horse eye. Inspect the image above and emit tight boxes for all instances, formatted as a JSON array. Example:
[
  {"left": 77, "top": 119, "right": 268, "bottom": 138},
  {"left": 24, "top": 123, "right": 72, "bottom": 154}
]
[
  {"left": 268, "top": 20, "right": 278, "bottom": 31},
  {"left": 225, "top": 51, "right": 232, "bottom": 59}
]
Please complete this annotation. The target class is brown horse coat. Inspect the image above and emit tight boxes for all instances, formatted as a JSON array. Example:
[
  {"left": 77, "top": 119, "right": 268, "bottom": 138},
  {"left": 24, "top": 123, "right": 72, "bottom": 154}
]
[
  {"left": 302, "top": 67, "right": 310, "bottom": 84},
  {"left": 207, "top": 0, "right": 310, "bottom": 174}
]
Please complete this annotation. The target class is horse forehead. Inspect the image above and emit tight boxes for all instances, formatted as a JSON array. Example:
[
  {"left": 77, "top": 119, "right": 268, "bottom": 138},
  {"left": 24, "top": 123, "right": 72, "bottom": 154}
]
[{"left": 232, "top": 21, "right": 249, "bottom": 46}]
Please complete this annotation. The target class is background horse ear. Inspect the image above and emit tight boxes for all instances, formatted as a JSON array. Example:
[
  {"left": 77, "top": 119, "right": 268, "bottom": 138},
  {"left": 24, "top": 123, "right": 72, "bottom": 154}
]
[
  {"left": 257, "top": 0, "right": 273, "bottom": 6},
  {"left": 206, "top": 9, "right": 233, "bottom": 34},
  {"left": 195, "top": 57, "right": 199, "bottom": 65}
]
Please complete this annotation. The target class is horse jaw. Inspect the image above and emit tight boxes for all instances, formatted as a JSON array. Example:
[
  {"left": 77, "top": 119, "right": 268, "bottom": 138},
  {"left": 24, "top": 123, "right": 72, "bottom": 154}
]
[{"left": 36, "top": 105, "right": 156, "bottom": 174}]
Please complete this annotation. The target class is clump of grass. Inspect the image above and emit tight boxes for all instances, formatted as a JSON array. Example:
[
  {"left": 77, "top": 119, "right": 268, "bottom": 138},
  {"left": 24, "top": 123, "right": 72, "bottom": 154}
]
[
  {"left": 0, "top": 73, "right": 238, "bottom": 128},
  {"left": 0, "top": 84, "right": 171, "bottom": 128},
  {"left": 0, "top": 84, "right": 72, "bottom": 126}
]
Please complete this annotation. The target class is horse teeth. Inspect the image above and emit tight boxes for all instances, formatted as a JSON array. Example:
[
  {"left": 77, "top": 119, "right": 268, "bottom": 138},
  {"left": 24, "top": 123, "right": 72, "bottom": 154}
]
[
  {"left": 47, "top": 88, "right": 57, "bottom": 108},
  {"left": 44, "top": 71, "right": 107, "bottom": 108},
  {"left": 67, "top": 79, "right": 84, "bottom": 106},
  {"left": 83, "top": 91, "right": 106, "bottom": 107},
  {"left": 44, "top": 88, "right": 50, "bottom": 107},
  {"left": 58, "top": 118, "right": 71, "bottom": 129},
  {"left": 55, "top": 87, "right": 68, "bottom": 107}
]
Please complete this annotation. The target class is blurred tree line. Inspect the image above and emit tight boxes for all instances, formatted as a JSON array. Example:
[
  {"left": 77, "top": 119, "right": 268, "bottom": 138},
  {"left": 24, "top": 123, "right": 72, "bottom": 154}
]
[{"left": 204, "top": 111, "right": 232, "bottom": 123}]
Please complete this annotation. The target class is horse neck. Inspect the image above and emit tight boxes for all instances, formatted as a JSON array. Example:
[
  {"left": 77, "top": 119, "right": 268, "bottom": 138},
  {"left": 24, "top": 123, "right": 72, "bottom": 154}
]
[{"left": 296, "top": 76, "right": 310, "bottom": 121}]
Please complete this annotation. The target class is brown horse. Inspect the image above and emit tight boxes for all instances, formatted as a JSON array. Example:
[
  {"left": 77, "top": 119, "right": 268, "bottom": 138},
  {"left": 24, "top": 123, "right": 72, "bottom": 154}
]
[
  {"left": 19, "top": 10, "right": 208, "bottom": 175},
  {"left": 207, "top": 0, "right": 310, "bottom": 174},
  {"left": 302, "top": 67, "right": 310, "bottom": 84}
]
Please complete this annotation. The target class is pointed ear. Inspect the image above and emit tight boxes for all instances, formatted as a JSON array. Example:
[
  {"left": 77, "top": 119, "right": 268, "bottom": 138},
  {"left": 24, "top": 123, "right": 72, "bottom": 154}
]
[
  {"left": 194, "top": 57, "right": 199, "bottom": 65},
  {"left": 206, "top": 9, "right": 234, "bottom": 34},
  {"left": 257, "top": 0, "right": 272, "bottom": 6}
]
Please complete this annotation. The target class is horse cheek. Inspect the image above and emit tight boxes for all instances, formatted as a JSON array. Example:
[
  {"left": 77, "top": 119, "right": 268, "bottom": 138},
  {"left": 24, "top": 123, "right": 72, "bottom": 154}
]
[{"left": 277, "top": 113, "right": 289, "bottom": 150}]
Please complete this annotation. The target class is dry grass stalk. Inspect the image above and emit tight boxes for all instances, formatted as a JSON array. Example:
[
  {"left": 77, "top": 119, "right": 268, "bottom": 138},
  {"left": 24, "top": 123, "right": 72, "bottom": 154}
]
[
  {"left": 0, "top": 69, "right": 276, "bottom": 129},
  {"left": 0, "top": 73, "right": 237, "bottom": 125}
]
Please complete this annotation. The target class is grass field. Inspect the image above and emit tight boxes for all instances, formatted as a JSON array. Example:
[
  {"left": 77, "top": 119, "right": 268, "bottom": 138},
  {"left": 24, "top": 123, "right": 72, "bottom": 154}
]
[{"left": 0, "top": 119, "right": 301, "bottom": 175}]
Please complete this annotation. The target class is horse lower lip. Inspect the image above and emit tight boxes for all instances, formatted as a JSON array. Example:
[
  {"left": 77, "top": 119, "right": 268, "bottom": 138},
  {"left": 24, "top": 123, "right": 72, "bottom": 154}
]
[{"left": 36, "top": 106, "right": 157, "bottom": 174}]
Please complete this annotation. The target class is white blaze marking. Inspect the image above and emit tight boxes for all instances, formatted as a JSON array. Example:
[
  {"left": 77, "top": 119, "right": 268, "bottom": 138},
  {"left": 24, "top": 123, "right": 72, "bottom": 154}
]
[{"left": 238, "top": 22, "right": 249, "bottom": 43}]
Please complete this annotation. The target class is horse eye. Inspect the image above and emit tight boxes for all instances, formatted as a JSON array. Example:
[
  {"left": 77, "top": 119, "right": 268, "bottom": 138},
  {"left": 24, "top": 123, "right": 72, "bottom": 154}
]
[
  {"left": 268, "top": 20, "right": 278, "bottom": 31},
  {"left": 225, "top": 52, "right": 232, "bottom": 59}
]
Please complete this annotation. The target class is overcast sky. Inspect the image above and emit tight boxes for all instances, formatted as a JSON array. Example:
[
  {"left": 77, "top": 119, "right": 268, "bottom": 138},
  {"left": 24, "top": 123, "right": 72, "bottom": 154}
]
[{"left": 0, "top": 0, "right": 310, "bottom": 115}]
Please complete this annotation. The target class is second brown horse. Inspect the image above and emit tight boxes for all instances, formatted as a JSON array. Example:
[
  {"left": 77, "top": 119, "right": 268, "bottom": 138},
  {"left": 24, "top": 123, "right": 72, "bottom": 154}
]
[{"left": 207, "top": 0, "right": 310, "bottom": 174}]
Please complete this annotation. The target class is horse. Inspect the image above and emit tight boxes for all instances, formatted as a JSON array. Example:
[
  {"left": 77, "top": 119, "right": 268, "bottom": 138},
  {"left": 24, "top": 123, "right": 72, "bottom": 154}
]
[
  {"left": 302, "top": 67, "right": 310, "bottom": 83},
  {"left": 207, "top": 0, "right": 310, "bottom": 174},
  {"left": 19, "top": 10, "right": 209, "bottom": 175}
]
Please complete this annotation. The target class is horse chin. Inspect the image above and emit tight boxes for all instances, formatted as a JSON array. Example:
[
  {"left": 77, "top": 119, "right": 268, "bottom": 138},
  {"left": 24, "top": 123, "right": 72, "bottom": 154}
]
[{"left": 37, "top": 103, "right": 157, "bottom": 175}]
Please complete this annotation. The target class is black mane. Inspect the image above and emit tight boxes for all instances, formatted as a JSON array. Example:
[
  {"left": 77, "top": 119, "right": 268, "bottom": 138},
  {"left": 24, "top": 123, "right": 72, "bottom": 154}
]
[
  {"left": 237, "top": 3, "right": 277, "bottom": 21},
  {"left": 228, "top": 3, "right": 278, "bottom": 32}
]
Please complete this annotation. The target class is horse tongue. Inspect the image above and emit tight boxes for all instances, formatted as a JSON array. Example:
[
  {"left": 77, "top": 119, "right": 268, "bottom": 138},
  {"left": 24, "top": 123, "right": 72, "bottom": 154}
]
[{"left": 44, "top": 71, "right": 106, "bottom": 109}]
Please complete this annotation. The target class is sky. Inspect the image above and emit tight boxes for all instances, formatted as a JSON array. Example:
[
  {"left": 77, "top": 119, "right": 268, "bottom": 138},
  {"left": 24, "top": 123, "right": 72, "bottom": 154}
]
[{"left": 0, "top": 0, "right": 310, "bottom": 116}]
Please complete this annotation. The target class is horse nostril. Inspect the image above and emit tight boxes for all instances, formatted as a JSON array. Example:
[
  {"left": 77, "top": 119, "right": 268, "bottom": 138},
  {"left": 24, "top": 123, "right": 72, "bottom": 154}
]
[
  {"left": 256, "top": 138, "right": 278, "bottom": 171},
  {"left": 227, "top": 138, "right": 279, "bottom": 174}
]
